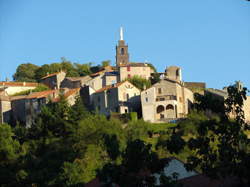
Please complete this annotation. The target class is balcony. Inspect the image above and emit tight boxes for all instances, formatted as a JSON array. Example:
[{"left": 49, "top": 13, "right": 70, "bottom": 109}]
[{"left": 156, "top": 95, "right": 177, "bottom": 102}]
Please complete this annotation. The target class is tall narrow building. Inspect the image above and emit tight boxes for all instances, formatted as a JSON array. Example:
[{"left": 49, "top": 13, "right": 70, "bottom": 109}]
[{"left": 116, "top": 27, "right": 129, "bottom": 66}]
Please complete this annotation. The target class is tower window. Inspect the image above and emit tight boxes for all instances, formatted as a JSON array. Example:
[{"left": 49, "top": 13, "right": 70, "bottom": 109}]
[
  {"left": 158, "top": 88, "right": 162, "bottom": 94},
  {"left": 176, "top": 69, "right": 179, "bottom": 76},
  {"left": 121, "top": 48, "right": 125, "bottom": 55},
  {"left": 126, "top": 93, "right": 129, "bottom": 100}
]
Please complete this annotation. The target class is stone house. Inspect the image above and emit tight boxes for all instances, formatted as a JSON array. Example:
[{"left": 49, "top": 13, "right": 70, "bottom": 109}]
[
  {"left": 40, "top": 71, "right": 66, "bottom": 89},
  {"left": 92, "top": 81, "right": 141, "bottom": 116},
  {"left": 11, "top": 88, "right": 80, "bottom": 126},
  {"left": 0, "top": 81, "right": 38, "bottom": 95},
  {"left": 0, "top": 90, "right": 11, "bottom": 124},
  {"left": 206, "top": 81, "right": 250, "bottom": 123},
  {"left": 141, "top": 66, "right": 193, "bottom": 123},
  {"left": 61, "top": 76, "right": 92, "bottom": 89},
  {"left": 119, "top": 63, "right": 153, "bottom": 81}
]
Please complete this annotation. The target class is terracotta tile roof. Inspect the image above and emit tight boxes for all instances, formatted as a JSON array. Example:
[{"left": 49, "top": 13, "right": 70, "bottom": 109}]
[
  {"left": 10, "top": 95, "right": 27, "bottom": 101},
  {"left": 52, "top": 88, "right": 80, "bottom": 102},
  {"left": 26, "top": 89, "right": 58, "bottom": 99},
  {"left": 119, "top": 62, "right": 149, "bottom": 67},
  {"left": 41, "top": 71, "right": 64, "bottom": 79},
  {"left": 94, "top": 81, "right": 126, "bottom": 93},
  {"left": 66, "top": 76, "right": 92, "bottom": 82},
  {"left": 0, "top": 82, "right": 38, "bottom": 87},
  {"left": 90, "top": 66, "right": 114, "bottom": 77}
]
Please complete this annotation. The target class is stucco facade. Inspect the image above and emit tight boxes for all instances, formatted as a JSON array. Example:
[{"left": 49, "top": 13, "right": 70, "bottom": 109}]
[
  {"left": 0, "top": 91, "right": 11, "bottom": 124},
  {"left": 0, "top": 82, "right": 38, "bottom": 95},
  {"left": 92, "top": 81, "right": 141, "bottom": 116},
  {"left": 119, "top": 63, "right": 153, "bottom": 81},
  {"left": 141, "top": 79, "right": 193, "bottom": 123}
]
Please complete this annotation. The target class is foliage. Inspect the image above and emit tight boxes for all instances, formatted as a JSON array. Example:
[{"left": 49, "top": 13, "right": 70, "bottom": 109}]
[
  {"left": 126, "top": 75, "right": 151, "bottom": 90},
  {"left": 193, "top": 92, "right": 225, "bottom": 115},
  {"left": 2, "top": 79, "right": 249, "bottom": 186},
  {"left": 102, "top": 60, "right": 111, "bottom": 67},
  {"left": 14, "top": 58, "right": 98, "bottom": 82},
  {"left": 151, "top": 72, "right": 161, "bottom": 84},
  {"left": 147, "top": 63, "right": 157, "bottom": 72},
  {"left": 13, "top": 63, "right": 39, "bottom": 82},
  {"left": 0, "top": 124, "right": 24, "bottom": 185},
  {"left": 98, "top": 139, "right": 179, "bottom": 187},
  {"left": 165, "top": 85, "right": 250, "bottom": 186}
]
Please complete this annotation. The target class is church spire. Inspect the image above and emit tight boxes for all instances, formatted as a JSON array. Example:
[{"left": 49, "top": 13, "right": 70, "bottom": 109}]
[
  {"left": 116, "top": 27, "right": 129, "bottom": 66},
  {"left": 120, "top": 27, "right": 124, "bottom": 40}
]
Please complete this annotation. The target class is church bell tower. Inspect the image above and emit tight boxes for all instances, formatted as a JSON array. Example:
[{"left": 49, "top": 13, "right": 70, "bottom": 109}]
[{"left": 116, "top": 27, "right": 129, "bottom": 67}]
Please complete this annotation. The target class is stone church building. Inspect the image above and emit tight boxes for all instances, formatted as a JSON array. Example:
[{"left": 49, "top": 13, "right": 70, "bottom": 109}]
[{"left": 141, "top": 66, "right": 194, "bottom": 123}]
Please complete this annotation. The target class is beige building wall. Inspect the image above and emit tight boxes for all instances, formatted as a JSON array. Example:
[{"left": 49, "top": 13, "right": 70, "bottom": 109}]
[
  {"left": 88, "top": 74, "right": 104, "bottom": 91},
  {"left": 104, "top": 75, "right": 117, "bottom": 86},
  {"left": 242, "top": 96, "right": 250, "bottom": 123},
  {"left": 165, "top": 66, "right": 182, "bottom": 82},
  {"left": 119, "top": 66, "right": 152, "bottom": 81},
  {"left": 92, "top": 81, "right": 141, "bottom": 116},
  {"left": 0, "top": 86, "right": 37, "bottom": 95},
  {"left": 0, "top": 100, "right": 11, "bottom": 124},
  {"left": 41, "top": 71, "right": 66, "bottom": 89},
  {"left": 141, "top": 79, "right": 194, "bottom": 123}
]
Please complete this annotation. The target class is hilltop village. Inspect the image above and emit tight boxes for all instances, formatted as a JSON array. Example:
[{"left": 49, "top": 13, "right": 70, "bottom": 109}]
[{"left": 0, "top": 28, "right": 250, "bottom": 126}]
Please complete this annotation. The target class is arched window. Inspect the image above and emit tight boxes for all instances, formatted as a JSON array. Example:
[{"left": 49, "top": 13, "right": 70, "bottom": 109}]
[
  {"left": 166, "top": 104, "right": 174, "bottom": 110},
  {"left": 121, "top": 48, "right": 125, "bottom": 55},
  {"left": 156, "top": 105, "right": 164, "bottom": 113}
]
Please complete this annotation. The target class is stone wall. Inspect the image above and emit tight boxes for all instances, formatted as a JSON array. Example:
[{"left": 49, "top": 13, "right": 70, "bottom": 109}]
[
  {"left": 141, "top": 79, "right": 194, "bottom": 123},
  {"left": 0, "top": 99, "right": 11, "bottom": 124},
  {"left": 119, "top": 66, "right": 152, "bottom": 81}
]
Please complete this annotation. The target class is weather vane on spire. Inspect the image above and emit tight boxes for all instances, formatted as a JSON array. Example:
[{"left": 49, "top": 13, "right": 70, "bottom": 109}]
[{"left": 120, "top": 27, "right": 124, "bottom": 40}]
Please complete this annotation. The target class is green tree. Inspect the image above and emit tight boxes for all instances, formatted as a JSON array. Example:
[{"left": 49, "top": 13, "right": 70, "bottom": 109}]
[
  {"left": 166, "top": 85, "right": 250, "bottom": 186},
  {"left": 0, "top": 124, "right": 25, "bottom": 185},
  {"left": 74, "top": 62, "right": 92, "bottom": 76},
  {"left": 151, "top": 72, "right": 161, "bottom": 84},
  {"left": 102, "top": 60, "right": 111, "bottom": 67},
  {"left": 126, "top": 75, "right": 151, "bottom": 90},
  {"left": 13, "top": 63, "right": 39, "bottom": 82}
]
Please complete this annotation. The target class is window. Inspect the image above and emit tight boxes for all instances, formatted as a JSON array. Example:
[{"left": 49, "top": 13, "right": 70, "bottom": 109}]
[
  {"left": 134, "top": 93, "right": 136, "bottom": 96},
  {"left": 126, "top": 93, "right": 129, "bottom": 100},
  {"left": 158, "top": 88, "right": 162, "bottom": 94},
  {"left": 121, "top": 48, "right": 125, "bottom": 55},
  {"left": 98, "top": 96, "right": 100, "bottom": 102},
  {"left": 176, "top": 69, "right": 179, "bottom": 76},
  {"left": 127, "top": 66, "right": 131, "bottom": 71},
  {"left": 128, "top": 74, "right": 131, "bottom": 78},
  {"left": 145, "top": 97, "right": 148, "bottom": 102},
  {"left": 125, "top": 109, "right": 128, "bottom": 113}
]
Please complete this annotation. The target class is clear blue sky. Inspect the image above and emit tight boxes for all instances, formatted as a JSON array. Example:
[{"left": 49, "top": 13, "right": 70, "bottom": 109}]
[{"left": 0, "top": 0, "right": 249, "bottom": 89}]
